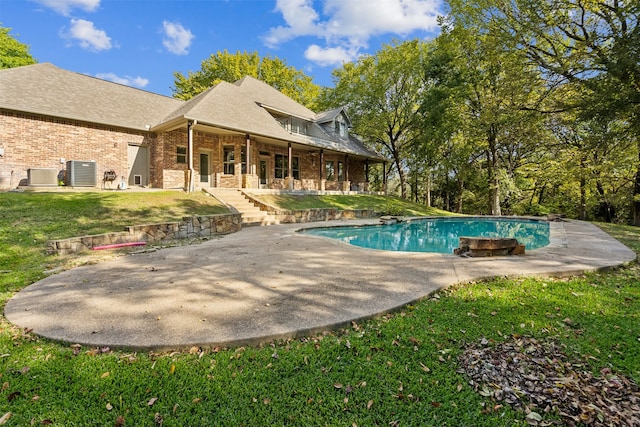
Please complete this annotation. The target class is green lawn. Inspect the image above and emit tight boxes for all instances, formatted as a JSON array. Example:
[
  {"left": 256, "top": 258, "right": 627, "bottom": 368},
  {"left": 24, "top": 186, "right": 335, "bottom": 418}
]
[
  {"left": 1, "top": 191, "right": 638, "bottom": 426},
  {"left": 251, "top": 193, "right": 452, "bottom": 216},
  {"left": 0, "top": 191, "right": 228, "bottom": 299}
]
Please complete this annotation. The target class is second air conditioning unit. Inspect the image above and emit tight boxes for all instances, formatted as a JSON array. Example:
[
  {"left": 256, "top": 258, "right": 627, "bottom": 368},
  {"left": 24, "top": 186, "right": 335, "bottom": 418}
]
[{"left": 66, "top": 160, "right": 97, "bottom": 187}]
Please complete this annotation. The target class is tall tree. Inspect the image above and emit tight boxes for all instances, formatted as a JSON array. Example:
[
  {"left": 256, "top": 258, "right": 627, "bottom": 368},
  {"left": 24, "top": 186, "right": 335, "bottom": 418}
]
[
  {"left": 455, "top": 0, "right": 640, "bottom": 223},
  {"left": 0, "top": 25, "right": 36, "bottom": 69},
  {"left": 172, "top": 50, "right": 320, "bottom": 108},
  {"left": 428, "top": 14, "right": 548, "bottom": 215},
  {"left": 320, "top": 40, "right": 428, "bottom": 199}
]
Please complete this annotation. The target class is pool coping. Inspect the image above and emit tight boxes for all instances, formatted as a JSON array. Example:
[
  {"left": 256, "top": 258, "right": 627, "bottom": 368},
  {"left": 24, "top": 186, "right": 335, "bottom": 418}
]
[{"left": 4, "top": 218, "right": 636, "bottom": 351}]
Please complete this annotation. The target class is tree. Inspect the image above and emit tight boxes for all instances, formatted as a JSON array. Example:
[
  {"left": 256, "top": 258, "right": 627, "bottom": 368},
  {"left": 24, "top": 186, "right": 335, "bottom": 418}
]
[
  {"left": 172, "top": 50, "right": 320, "bottom": 108},
  {"left": 506, "top": 0, "right": 640, "bottom": 224},
  {"left": 0, "top": 25, "right": 36, "bottom": 69},
  {"left": 319, "top": 40, "right": 428, "bottom": 199},
  {"left": 453, "top": 0, "right": 640, "bottom": 223},
  {"left": 426, "top": 14, "right": 549, "bottom": 215}
]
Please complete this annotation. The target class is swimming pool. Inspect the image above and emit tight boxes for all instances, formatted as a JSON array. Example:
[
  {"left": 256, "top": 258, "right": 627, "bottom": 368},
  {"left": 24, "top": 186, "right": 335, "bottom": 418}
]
[{"left": 301, "top": 217, "right": 550, "bottom": 253}]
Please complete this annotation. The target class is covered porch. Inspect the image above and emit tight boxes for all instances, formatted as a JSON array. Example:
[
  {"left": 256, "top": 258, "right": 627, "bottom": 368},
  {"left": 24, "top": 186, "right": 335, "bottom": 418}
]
[{"left": 154, "top": 122, "right": 385, "bottom": 193}]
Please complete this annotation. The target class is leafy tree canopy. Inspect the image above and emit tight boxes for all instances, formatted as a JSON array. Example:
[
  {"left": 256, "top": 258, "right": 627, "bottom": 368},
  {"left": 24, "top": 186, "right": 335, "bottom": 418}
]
[
  {"left": 0, "top": 25, "right": 37, "bottom": 69},
  {"left": 172, "top": 50, "right": 320, "bottom": 108},
  {"left": 319, "top": 39, "right": 429, "bottom": 198}
]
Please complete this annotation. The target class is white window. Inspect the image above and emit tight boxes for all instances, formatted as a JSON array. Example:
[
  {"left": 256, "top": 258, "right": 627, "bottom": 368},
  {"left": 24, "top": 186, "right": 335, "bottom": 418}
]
[
  {"left": 334, "top": 115, "right": 348, "bottom": 137},
  {"left": 223, "top": 146, "right": 235, "bottom": 175}
]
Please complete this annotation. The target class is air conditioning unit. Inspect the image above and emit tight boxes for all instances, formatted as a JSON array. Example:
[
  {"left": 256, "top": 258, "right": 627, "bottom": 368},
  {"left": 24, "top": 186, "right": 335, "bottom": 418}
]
[
  {"left": 27, "top": 168, "right": 58, "bottom": 186},
  {"left": 66, "top": 160, "right": 97, "bottom": 187}
]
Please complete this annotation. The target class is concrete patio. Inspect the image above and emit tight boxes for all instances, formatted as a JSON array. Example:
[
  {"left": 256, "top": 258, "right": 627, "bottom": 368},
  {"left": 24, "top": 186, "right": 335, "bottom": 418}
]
[{"left": 4, "top": 219, "right": 636, "bottom": 350}]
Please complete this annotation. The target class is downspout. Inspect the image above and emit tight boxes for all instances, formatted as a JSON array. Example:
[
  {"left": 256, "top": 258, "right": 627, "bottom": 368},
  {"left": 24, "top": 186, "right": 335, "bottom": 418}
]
[{"left": 187, "top": 120, "right": 197, "bottom": 192}]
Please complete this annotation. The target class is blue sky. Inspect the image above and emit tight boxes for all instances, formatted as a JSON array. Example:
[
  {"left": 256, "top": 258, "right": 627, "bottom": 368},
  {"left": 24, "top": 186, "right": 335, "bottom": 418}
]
[{"left": 1, "top": 0, "right": 445, "bottom": 97}]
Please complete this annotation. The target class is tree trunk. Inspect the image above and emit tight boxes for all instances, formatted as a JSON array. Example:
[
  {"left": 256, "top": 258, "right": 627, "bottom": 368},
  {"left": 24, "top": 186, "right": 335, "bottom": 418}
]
[
  {"left": 595, "top": 181, "right": 614, "bottom": 222},
  {"left": 579, "top": 176, "right": 587, "bottom": 220},
  {"left": 457, "top": 178, "right": 464, "bottom": 213},
  {"left": 445, "top": 174, "right": 450, "bottom": 211},
  {"left": 425, "top": 172, "right": 432, "bottom": 207},
  {"left": 632, "top": 145, "right": 640, "bottom": 226},
  {"left": 486, "top": 127, "right": 501, "bottom": 216},
  {"left": 397, "top": 165, "right": 406, "bottom": 199}
]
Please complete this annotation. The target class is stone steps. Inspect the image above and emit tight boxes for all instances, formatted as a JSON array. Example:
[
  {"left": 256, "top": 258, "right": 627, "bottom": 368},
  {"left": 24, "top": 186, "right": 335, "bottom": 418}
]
[{"left": 205, "top": 189, "right": 279, "bottom": 226}]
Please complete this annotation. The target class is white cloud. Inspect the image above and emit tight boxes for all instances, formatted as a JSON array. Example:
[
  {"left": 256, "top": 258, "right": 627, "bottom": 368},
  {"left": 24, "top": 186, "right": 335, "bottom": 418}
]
[
  {"left": 32, "top": 0, "right": 100, "bottom": 16},
  {"left": 95, "top": 72, "right": 149, "bottom": 88},
  {"left": 264, "top": 0, "right": 443, "bottom": 66},
  {"left": 304, "top": 44, "right": 357, "bottom": 66},
  {"left": 67, "top": 19, "right": 112, "bottom": 51},
  {"left": 162, "top": 21, "right": 194, "bottom": 55},
  {"left": 263, "top": 0, "right": 321, "bottom": 46}
]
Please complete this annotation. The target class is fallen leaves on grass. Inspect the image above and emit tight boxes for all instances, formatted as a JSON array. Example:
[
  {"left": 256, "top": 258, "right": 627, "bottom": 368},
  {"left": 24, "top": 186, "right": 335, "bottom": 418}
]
[
  {"left": 0, "top": 413, "right": 11, "bottom": 425},
  {"left": 458, "top": 336, "right": 640, "bottom": 426}
]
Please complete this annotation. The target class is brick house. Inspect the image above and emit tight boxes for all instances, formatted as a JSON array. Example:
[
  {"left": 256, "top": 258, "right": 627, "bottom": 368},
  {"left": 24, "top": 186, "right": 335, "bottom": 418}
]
[{"left": 0, "top": 63, "right": 385, "bottom": 191}]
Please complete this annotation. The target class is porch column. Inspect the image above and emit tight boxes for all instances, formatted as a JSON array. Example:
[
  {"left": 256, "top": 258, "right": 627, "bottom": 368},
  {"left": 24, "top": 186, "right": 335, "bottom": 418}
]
[
  {"left": 244, "top": 134, "right": 252, "bottom": 189},
  {"left": 319, "top": 149, "right": 325, "bottom": 191},
  {"left": 287, "top": 143, "right": 294, "bottom": 190},
  {"left": 344, "top": 155, "right": 349, "bottom": 191},
  {"left": 187, "top": 120, "right": 196, "bottom": 193},
  {"left": 365, "top": 159, "right": 370, "bottom": 184},
  {"left": 245, "top": 134, "right": 251, "bottom": 173}
]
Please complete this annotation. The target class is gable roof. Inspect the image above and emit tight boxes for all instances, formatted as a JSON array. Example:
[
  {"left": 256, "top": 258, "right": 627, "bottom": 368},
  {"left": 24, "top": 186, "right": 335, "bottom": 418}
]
[
  {"left": 235, "top": 76, "right": 316, "bottom": 121},
  {"left": 0, "top": 63, "right": 182, "bottom": 131},
  {"left": 0, "top": 63, "right": 384, "bottom": 160},
  {"left": 159, "top": 80, "right": 293, "bottom": 140},
  {"left": 315, "top": 106, "right": 352, "bottom": 126}
]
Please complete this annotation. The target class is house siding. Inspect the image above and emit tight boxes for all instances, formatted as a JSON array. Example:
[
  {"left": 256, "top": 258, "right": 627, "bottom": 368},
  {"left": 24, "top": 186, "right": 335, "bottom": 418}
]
[{"left": 0, "top": 110, "right": 145, "bottom": 190}]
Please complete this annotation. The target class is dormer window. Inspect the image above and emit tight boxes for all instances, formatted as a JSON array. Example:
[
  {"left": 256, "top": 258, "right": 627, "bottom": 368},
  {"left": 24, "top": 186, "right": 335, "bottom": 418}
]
[
  {"left": 275, "top": 115, "right": 308, "bottom": 135},
  {"left": 277, "top": 116, "right": 289, "bottom": 130},
  {"left": 291, "top": 117, "right": 307, "bottom": 135},
  {"left": 334, "top": 115, "right": 348, "bottom": 137}
]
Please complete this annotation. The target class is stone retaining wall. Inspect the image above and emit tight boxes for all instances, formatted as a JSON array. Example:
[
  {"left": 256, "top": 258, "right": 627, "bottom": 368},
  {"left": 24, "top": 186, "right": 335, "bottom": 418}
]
[
  {"left": 242, "top": 192, "right": 377, "bottom": 223},
  {"left": 47, "top": 213, "right": 241, "bottom": 255},
  {"left": 267, "top": 208, "right": 376, "bottom": 223}
]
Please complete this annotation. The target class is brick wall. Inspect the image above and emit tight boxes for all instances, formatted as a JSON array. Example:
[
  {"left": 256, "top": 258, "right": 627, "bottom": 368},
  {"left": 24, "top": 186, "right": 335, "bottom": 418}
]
[
  {"left": 0, "top": 110, "right": 146, "bottom": 190},
  {"left": 0, "top": 111, "right": 372, "bottom": 191}
]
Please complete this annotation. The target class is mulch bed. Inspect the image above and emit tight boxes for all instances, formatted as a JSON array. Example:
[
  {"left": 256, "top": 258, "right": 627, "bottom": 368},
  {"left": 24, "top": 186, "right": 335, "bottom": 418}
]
[{"left": 458, "top": 336, "right": 640, "bottom": 426}]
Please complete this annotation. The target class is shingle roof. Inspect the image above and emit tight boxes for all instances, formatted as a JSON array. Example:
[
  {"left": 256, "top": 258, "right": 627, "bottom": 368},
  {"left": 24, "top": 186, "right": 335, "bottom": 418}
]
[
  {"left": 1, "top": 64, "right": 385, "bottom": 160},
  {"left": 234, "top": 76, "right": 316, "bottom": 121},
  {"left": 0, "top": 63, "right": 181, "bottom": 131},
  {"left": 159, "top": 76, "right": 384, "bottom": 159},
  {"left": 315, "top": 106, "right": 347, "bottom": 124},
  {"left": 159, "top": 80, "right": 294, "bottom": 140}
]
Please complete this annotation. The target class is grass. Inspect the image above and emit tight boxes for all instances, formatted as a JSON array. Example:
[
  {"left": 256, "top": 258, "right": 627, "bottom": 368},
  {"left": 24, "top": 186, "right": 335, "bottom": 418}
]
[
  {"left": 0, "top": 191, "right": 228, "bottom": 299},
  {"left": 252, "top": 193, "right": 452, "bottom": 216},
  {"left": 1, "top": 191, "right": 638, "bottom": 425}
]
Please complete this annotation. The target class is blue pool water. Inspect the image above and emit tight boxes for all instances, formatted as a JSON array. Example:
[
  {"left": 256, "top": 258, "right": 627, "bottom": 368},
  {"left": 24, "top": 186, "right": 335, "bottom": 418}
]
[{"left": 301, "top": 217, "right": 550, "bottom": 253}]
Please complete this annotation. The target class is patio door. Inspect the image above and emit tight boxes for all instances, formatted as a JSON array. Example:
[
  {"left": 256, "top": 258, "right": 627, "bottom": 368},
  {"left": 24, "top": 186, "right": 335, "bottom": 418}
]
[
  {"left": 199, "top": 152, "right": 210, "bottom": 185},
  {"left": 259, "top": 156, "right": 269, "bottom": 188}
]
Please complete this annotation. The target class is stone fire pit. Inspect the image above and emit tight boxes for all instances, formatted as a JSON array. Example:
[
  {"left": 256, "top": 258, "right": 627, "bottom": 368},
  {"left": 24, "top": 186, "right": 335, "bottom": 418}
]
[{"left": 454, "top": 236, "right": 525, "bottom": 257}]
